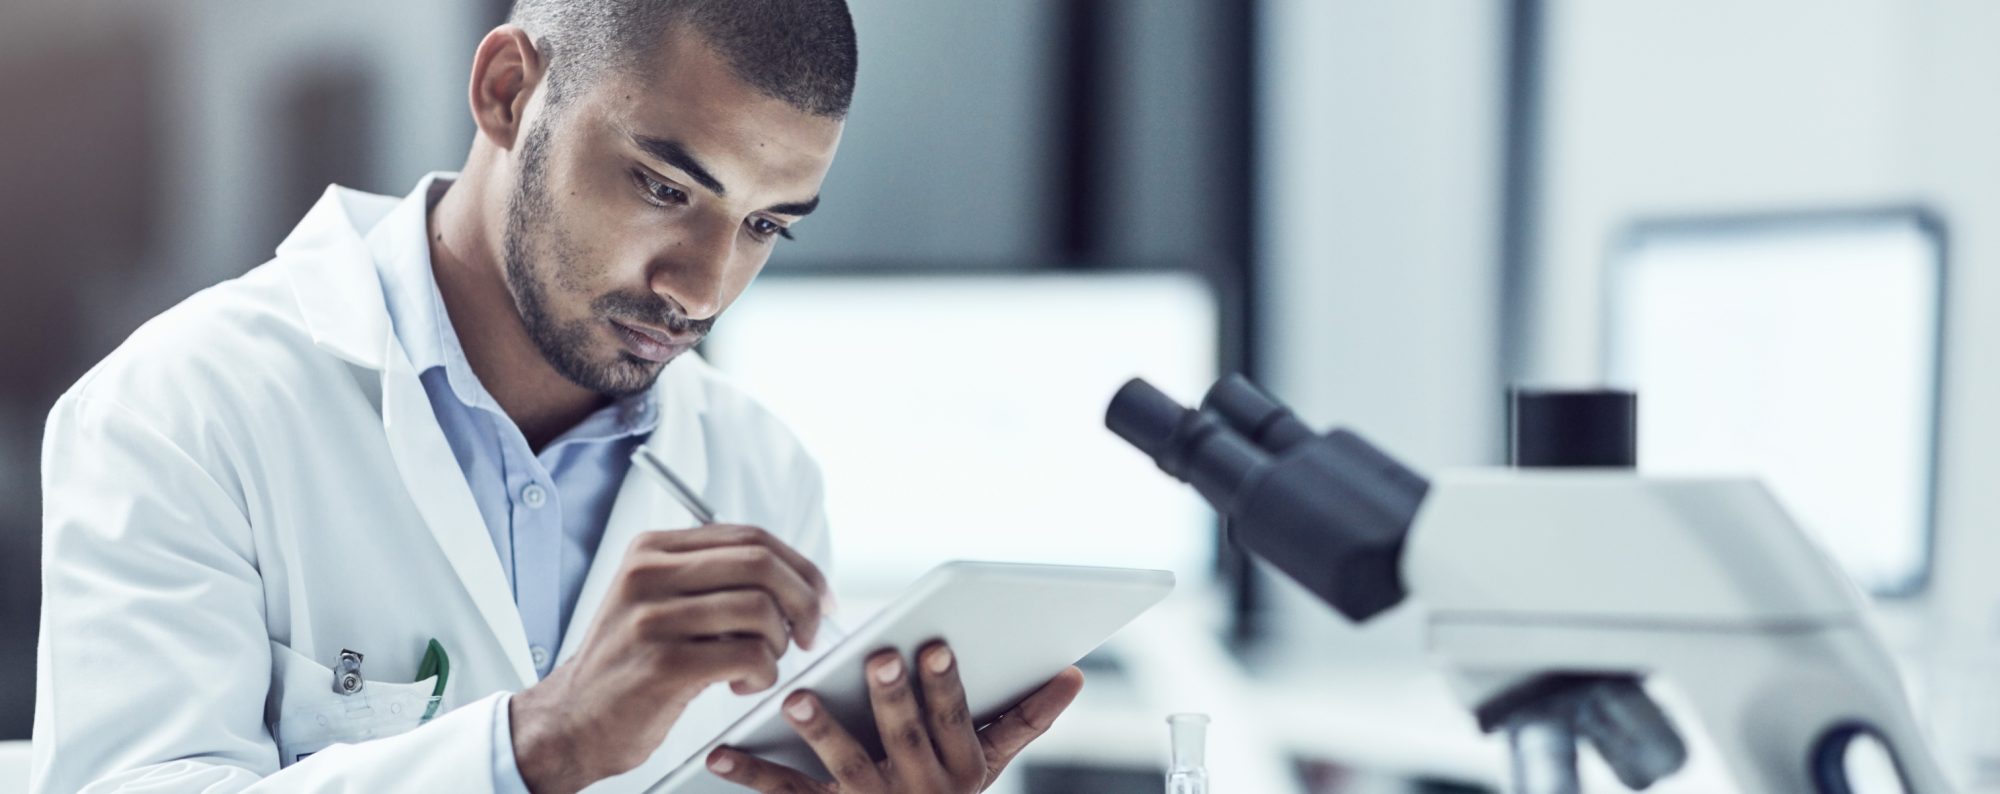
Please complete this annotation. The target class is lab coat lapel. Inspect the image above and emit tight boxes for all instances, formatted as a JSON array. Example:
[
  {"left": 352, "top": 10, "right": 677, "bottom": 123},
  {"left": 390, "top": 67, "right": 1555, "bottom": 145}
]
[
  {"left": 378, "top": 339, "right": 540, "bottom": 687},
  {"left": 555, "top": 370, "right": 708, "bottom": 665},
  {"left": 376, "top": 344, "right": 540, "bottom": 684},
  {"left": 280, "top": 185, "right": 540, "bottom": 688}
]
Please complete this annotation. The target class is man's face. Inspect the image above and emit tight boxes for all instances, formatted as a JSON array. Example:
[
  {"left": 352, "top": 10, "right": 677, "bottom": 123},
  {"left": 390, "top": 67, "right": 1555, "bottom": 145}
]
[{"left": 503, "top": 30, "right": 843, "bottom": 397}]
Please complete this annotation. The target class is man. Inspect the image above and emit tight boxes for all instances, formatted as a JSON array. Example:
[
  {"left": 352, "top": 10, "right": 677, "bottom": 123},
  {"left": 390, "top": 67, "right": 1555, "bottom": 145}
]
[{"left": 32, "top": 1, "right": 1082, "bottom": 792}]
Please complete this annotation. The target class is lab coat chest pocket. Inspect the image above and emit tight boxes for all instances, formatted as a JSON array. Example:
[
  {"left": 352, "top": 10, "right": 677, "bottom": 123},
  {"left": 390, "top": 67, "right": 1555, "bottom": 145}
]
[{"left": 265, "top": 640, "right": 441, "bottom": 766}]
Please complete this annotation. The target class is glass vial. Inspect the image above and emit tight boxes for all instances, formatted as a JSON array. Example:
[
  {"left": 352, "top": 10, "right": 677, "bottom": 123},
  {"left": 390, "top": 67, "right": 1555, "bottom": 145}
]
[{"left": 1167, "top": 713, "right": 1210, "bottom": 794}]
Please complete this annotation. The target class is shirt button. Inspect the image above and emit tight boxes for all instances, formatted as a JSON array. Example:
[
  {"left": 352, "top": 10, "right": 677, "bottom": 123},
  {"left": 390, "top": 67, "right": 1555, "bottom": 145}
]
[
  {"left": 522, "top": 484, "right": 548, "bottom": 508},
  {"left": 531, "top": 645, "right": 550, "bottom": 668}
]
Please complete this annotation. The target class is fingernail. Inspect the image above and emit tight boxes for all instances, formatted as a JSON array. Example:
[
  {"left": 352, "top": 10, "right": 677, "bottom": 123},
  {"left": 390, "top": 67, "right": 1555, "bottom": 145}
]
[
  {"left": 875, "top": 657, "right": 903, "bottom": 684},
  {"left": 786, "top": 696, "right": 816, "bottom": 722},
  {"left": 926, "top": 647, "right": 954, "bottom": 675},
  {"left": 822, "top": 591, "right": 841, "bottom": 617},
  {"left": 709, "top": 752, "right": 736, "bottom": 774}
]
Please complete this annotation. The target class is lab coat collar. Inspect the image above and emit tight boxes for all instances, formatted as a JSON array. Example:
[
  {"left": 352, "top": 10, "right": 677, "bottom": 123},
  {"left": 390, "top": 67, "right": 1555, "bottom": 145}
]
[
  {"left": 278, "top": 182, "right": 404, "bottom": 369},
  {"left": 367, "top": 174, "right": 458, "bottom": 377}
]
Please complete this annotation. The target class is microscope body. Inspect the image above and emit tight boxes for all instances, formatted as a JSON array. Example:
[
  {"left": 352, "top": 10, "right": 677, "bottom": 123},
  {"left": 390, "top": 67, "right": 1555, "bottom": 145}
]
[
  {"left": 1408, "top": 472, "right": 1947, "bottom": 792},
  {"left": 1105, "top": 376, "right": 1951, "bottom": 792}
]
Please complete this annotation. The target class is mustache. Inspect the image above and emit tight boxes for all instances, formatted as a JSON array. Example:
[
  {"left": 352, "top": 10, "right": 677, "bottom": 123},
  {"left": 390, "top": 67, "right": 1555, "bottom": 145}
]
[{"left": 593, "top": 290, "right": 715, "bottom": 336}]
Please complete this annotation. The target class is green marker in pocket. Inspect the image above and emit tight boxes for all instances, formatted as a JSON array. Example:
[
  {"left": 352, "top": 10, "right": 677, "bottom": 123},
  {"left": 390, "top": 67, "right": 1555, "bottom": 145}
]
[{"left": 416, "top": 639, "right": 449, "bottom": 723}]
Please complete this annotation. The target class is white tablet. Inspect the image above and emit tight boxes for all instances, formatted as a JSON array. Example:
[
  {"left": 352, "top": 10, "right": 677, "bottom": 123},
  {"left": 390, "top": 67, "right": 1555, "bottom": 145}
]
[{"left": 651, "top": 561, "right": 1175, "bottom": 793}]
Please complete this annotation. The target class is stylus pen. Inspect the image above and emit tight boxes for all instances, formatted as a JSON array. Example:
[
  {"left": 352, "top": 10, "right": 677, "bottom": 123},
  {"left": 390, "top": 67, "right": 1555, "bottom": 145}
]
[
  {"left": 632, "top": 445, "right": 717, "bottom": 524},
  {"left": 630, "top": 445, "right": 846, "bottom": 638}
]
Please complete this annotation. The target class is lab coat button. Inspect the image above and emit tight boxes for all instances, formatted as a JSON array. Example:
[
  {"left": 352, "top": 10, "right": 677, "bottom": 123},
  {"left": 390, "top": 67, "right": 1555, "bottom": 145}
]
[
  {"left": 522, "top": 484, "right": 547, "bottom": 508},
  {"left": 531, "top": 645, "right": 550, "bottom": 668}
]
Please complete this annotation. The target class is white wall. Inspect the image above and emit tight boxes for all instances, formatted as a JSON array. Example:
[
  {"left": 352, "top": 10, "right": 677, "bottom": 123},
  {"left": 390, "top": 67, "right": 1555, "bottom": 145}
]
[
  {"left": 1531, "top": 0, "right": 2000, "bottom": 784},
  {"left": 1256, "top": 0, "right": 1507, "bottom": 659}
]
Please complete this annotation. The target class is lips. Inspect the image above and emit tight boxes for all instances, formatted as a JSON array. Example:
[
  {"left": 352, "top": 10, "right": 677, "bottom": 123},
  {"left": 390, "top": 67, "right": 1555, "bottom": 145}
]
[
  {"left": 616, "top": 319, "right": 675, "bottom": 346},
  {"left": 609, "top": 319, "right": 691, "bottom": 362}
]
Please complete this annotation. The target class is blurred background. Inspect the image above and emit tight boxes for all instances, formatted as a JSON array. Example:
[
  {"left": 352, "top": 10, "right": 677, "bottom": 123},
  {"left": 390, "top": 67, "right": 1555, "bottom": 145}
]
[{"left": 11, "top": 0, "right": 2000, "bottom": 792}]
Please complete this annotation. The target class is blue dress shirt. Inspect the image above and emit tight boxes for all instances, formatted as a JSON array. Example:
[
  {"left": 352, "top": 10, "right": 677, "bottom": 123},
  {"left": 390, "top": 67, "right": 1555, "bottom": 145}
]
[{"left": 368, "top": 174, "right": 657, "bottom": 791}]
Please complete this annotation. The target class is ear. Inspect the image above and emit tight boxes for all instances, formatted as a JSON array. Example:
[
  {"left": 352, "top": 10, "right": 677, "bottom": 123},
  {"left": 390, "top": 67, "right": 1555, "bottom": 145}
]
[{"left": 468, "top": 25, "right": 546, "bottom": 151}]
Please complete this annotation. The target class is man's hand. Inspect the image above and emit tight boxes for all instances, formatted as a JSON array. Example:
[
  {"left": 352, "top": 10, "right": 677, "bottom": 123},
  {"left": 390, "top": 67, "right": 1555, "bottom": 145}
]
[
  {"left": 703, "top": 641, "right": 1086, "bottom": 793},
  {"left": 509, "top": 525, "right": 829, "bottom": 794}
]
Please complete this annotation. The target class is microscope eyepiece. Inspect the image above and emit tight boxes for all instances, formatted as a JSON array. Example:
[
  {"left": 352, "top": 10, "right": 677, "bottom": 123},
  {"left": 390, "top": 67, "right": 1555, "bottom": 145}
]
[
  {"left": 1201, "top": 373, "right": 1316, "bottom": 454},
  {"left": 1106, "top": 379, "right": 1189, "bottom": 466},
  {"left": 1107, "top": 378, "right": 1268, "bottom": 510}
]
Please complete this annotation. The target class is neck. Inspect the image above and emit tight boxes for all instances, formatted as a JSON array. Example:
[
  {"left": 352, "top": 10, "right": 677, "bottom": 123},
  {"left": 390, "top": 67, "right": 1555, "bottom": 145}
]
[{"left": 427, "top": 175, "right": 606, "bottom": 449}]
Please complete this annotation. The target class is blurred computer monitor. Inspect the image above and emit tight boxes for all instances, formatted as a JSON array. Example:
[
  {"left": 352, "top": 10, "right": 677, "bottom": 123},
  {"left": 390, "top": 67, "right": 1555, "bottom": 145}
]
[
  {"left": 704, "top": 271, "right": 1220, "bottom": 595},
  {"left": 1606, "top": 210, "right": 1944, "bottom": 595}
]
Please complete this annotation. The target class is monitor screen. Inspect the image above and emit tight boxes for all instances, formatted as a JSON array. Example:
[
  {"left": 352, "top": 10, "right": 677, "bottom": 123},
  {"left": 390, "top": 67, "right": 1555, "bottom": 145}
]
[
  {"left": 1605, "top": 211, "right": 1943, "bottom": 594},
  {"left": 704, "top": 272, "right": 1220, "bottom": 595}
]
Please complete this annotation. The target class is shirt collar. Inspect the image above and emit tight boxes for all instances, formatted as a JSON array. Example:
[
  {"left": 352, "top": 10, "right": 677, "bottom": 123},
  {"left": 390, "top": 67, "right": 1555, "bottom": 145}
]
[{"left": 367, "top": 173, "right": 662, "bottom": 442}]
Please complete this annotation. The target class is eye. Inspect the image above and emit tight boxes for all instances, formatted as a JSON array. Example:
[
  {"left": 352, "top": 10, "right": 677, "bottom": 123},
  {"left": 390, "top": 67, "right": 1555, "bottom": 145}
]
[
  {"left": 632, "top": 169, "right": 688, "bottom": 207},
  {"left": 748, "top": 216, "right": 794, "bottom": 241}
]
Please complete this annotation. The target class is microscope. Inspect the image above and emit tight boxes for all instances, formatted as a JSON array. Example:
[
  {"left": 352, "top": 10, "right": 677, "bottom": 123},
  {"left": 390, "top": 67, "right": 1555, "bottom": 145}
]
[{"left": 1106, "top": 375, "right": 1947, "bottom": 793}]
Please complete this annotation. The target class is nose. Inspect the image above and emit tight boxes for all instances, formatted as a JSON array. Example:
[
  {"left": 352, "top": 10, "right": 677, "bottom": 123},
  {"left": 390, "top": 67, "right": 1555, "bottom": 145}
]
[{"left": 648, "top": 223, "right": 736, "bottom": 320}]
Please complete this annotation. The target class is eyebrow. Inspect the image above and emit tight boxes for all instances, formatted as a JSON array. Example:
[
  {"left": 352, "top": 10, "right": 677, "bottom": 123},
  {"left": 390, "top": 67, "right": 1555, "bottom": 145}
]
[
  {"left": 766, "top": 195, "right": 821, "bottom": 218},
  {"left": 632, "top": 134, "right": 727, "bottom": 196}
]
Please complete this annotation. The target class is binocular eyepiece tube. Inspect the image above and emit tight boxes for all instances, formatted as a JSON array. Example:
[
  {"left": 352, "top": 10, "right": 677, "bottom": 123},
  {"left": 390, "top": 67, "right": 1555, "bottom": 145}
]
[{"left": 1105, "top": 375, "right": 1429, "bottom": 622}]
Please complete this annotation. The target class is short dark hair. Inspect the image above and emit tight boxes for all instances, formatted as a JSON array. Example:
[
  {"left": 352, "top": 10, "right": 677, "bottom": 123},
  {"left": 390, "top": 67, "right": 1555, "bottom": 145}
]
[{"left": 509, "top": 0, "right": 857, "bottom": 118}]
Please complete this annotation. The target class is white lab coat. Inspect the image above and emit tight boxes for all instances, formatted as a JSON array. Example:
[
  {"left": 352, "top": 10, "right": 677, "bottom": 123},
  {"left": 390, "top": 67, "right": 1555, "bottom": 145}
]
[{"left": 33, "top": 185, "right": 834, "bottom": 792}]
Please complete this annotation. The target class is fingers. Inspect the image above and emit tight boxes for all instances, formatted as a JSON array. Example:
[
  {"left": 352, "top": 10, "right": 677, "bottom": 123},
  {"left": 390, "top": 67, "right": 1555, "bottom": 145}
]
[
  {"left": 780, "top": 690, "right": 883, "bottom": 788},
  {"left": 640, "top": 590, "right": 790, "bottom": 658},
  {"left": 864, "top": 649, "right": 941, "bottom": 775},
  {"left": 631, "top": 526, "right": 831, "bottom": 649},
  {"left": 634, "top": 525, "right": 829, "bottom": 598},
  {"left": 630, "top": 544, "right": 825, "bottom": 651},
  {"left": 915, "top": 642, "right": 985, "bottom": 782},
  {"left": 706, "top": 746, "right": 832, "bottom": 794},
  {"left": 671, "top": 636, "right": 782, "bottom": 696},
  {"left": 979, "top": 666, "right": 1085, "bottom": 777}
]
